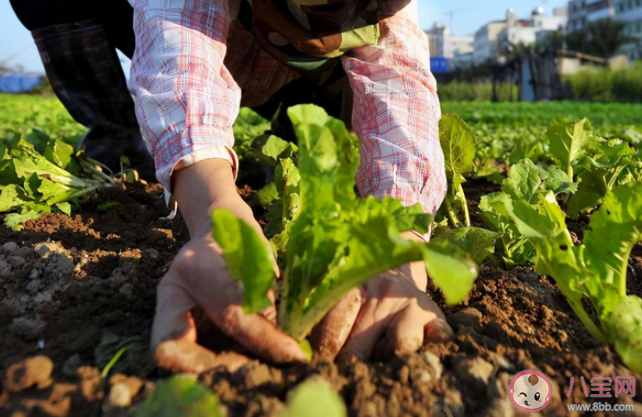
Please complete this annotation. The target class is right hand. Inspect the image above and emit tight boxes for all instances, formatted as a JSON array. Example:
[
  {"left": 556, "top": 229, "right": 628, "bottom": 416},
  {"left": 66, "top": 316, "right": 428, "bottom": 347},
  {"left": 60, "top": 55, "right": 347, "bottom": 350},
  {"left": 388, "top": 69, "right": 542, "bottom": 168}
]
[{"left": 151, "top": 160, "right": 308, "bottom": 374}]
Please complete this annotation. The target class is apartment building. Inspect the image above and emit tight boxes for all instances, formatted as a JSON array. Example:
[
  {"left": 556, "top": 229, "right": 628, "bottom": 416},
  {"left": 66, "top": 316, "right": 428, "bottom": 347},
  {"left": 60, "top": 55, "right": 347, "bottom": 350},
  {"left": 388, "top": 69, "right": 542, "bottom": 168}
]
[
  {"left": 615, "top": 0, "right": 642, "bottom": 60},
  {"left": 567, "top": 0, "right": 615, "bottom": 31},
  {"left": 425, "top": 23, "right": 474, "bottom": 59},
  {"left": 473, "top": 21, "right": 507, "bottom": 64}
]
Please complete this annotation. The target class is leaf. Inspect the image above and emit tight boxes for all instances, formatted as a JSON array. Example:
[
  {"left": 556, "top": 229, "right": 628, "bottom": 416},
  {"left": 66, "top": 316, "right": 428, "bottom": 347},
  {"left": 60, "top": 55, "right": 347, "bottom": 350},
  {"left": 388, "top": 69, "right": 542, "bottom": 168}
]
[
  {"left": 501, "top": 159, "right": 577, "bottom": 203},
  {"left": 584, "top": 182, "right": 642, "bottom": 302},
  {"left": 567, "top": 169, "right": 608, "bottom": 217},
  {"left": 546, "top": 118, "right": 593, "bottom": 179},
  {"left": 25, "top": 129, "right": 52, "bottom": 154},
  {"left": 212, "top": 209, "right": 275, "bottom": 314},
  {"left": 259, "top": 135, "right": 297, "bottom": 166},
  {"left": 0, "top": 184, "right": 30, "bottom": 212},
  {"left": 44, "top": 138, "right": 80, "bottom": 173},
  {"left": 55, "top": 202, "right": 72, "bottom": 216},
  {"left": 135, "top": 376, "right": 222, "bottom": 417},
  {"left": 439, "top": 114, "right": 475, "bottom": 189},
  {"left": 278, "top": 380, "right": 347, "bottom": 417},
  {"left": 432, "top": 226, "right": 500, "bottom": 264},
  {"left": 604, "top": 296, "right": 642, "bottom": 373},
  {"left": 4, "top": 210, "right": 40, "bottom": 231},
  {"left": 94, "top": 331, "right": 155, "bottom": 377}
]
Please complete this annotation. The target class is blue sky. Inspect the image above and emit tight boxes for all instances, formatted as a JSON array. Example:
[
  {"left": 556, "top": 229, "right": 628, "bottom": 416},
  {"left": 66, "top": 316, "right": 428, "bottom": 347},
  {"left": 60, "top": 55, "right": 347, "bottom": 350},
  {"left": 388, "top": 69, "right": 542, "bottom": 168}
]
[{"left": 1, "top": 0, "right": 568, "bottom": 73}]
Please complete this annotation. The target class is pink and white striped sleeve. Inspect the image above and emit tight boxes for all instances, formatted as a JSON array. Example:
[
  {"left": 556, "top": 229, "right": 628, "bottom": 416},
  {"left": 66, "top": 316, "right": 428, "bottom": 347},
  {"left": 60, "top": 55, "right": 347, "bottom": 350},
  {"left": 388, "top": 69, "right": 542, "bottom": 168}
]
[
  {"left": 341, "top": 0, "right": 447, "bottom": 215},
  {"left": 127, "top": 0, "right": 241, "bottom": 192}
]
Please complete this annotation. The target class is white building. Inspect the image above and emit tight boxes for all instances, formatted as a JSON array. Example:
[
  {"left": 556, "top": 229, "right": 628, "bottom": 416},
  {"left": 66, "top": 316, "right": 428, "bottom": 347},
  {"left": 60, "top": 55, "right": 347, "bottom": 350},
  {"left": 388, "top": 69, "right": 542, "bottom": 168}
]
[
  {"left": 567, "top": 0, "right": 615, "bottom": 32},
  {"left": 425, "top": 23, "right": 474, "bottom": 59},
  {"left": 498, "top": 8, "right": 567, "bottom": 54},
  {"left": 615, "top": 0, "right": 642, "bottom": 60},
  {"left": 473, "top": 21, "right": 507, "bottom": 64}
]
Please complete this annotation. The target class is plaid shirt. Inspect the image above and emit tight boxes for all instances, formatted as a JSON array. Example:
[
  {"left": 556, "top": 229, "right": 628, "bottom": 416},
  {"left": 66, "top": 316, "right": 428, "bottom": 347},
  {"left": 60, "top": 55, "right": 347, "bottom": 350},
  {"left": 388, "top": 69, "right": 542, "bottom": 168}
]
[{"left": 127, "top": 0, "right": 446, "bottom": 215}]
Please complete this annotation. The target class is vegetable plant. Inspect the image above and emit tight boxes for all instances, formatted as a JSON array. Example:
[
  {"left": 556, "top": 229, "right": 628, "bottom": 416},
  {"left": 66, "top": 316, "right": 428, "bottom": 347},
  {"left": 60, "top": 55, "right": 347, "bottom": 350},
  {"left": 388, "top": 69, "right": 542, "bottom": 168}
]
[
  {"left": 0, "top": 133, "right": 117, "bottom": 230},
  {"left": 438, "top": 114, "right": 475, "bottom": 227},
  {"left": 213, "top": 105, "right": 478, "bottom": 342},
  {"left": 486, "top": 183, "right": 642, "bottom": 372}
]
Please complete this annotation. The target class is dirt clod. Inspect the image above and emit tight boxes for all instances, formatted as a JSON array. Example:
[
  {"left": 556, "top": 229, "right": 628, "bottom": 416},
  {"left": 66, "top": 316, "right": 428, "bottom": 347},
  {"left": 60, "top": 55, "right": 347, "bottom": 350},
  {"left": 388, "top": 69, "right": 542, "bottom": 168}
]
[{"left": 3, "top": 356, "right": 54, "bottom": 393}]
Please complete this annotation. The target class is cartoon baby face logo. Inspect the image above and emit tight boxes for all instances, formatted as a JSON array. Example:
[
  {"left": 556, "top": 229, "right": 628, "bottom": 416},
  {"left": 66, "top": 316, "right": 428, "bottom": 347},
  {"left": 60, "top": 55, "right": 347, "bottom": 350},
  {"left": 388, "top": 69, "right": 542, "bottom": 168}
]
[{"left": 509, "top": 370, "right": 552, "bottom": 413}]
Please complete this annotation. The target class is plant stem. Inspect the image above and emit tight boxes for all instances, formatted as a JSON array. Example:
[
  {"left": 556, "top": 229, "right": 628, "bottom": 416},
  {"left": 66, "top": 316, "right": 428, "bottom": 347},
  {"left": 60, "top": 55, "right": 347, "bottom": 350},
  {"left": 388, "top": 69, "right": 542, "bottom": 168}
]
[
  {"left": 457, "top": 184, "right": 471, "bottom": 227},
  {"left": 444, "top": 198, "right": 460, "bottom": 227}
]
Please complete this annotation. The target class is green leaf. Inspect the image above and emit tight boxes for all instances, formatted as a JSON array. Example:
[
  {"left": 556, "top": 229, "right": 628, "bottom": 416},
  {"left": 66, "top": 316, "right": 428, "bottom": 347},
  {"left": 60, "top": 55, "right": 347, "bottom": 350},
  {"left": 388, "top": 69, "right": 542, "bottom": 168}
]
[
  {"left": 44, "top": 138, "right": 80, "bottom": 173},
  {"left": 439, "top": 114, "right": 475, "bottom": 189},
  {"left": 546, "top": 118, "right": 593, "bottom": 179},
  {"left": 278, "top": 380, "right": 347, "bottom": 417},
  {"left": 4, "top": 210, "right": 40, "bottom": 231},
  {"left": 501, "top": 159, "right": 577, "bottom": 203},
  {"left": 260, "top": 135, "right": 297, "bottom": 166},
  {"left": 604, "top": 296, "right": 642, "bottom": 372},
  {"left": 25, "top": 129, "right": 53, "bottom": 154},
  {"left": 212, "top": 209, "right": 275, "bottom": 314},
  {"left": 0, "top": 184, "right": 30, "bottom": 212},
  {"left": 432, "top": 226, "right": 500, "bottom": 264},
  {"left": 135, "top": 376, "right": 222, "bottom": 417},
  {"left": 256, "top": 182, "right": 279, "bottom": 208},
  {"left": 55, "top": 202, "right": 72, "bottom": 216},
  {"left": 584, "top": 182, "right": 642, "bottom": 300}
]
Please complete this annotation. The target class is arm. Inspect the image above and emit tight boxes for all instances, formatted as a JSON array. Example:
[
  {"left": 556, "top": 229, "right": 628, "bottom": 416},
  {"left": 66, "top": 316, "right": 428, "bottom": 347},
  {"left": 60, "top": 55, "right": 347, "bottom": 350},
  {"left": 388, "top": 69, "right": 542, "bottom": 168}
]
[
  {"left": 127, "top": 0, "right": 306, "bottom": 372},
  {"left": 310, "top": 0, "right": 452, "bottom": 363},
  {"left": 341, "top": 0, "right": 447, "bottom": 218}
]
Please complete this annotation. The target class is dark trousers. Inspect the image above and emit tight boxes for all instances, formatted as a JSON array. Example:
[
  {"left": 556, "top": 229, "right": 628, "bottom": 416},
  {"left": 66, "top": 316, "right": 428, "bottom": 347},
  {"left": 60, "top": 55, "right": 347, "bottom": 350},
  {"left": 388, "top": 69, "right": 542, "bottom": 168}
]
[{"left": 10, "top": 0, "right": 135, "bottom": 58}]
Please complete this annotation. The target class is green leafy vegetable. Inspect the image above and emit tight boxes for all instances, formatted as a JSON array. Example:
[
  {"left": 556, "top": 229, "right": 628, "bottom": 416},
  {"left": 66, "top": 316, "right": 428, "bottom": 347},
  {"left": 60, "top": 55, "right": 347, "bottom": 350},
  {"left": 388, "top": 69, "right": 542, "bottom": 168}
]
[
  {"left": 135, "top": 376, "right": 221, "bottom": 417},
  {"left": 439, "top": 114, "right": 475, "bottom": 227},
  {"left": 278, "top": 380, "right": 347, "bottom": 417},
  {"left": 546, "top": 118, "right": 593, "bottom": 180},
  {"left": 0, "top": 133, "right": 117, "bottom": 229},
  {"left": 489, "top": 183, "right": 642, "bottom": 371},
  {"left": 213, "top": 105, "right": 478, "bottom": 342}
]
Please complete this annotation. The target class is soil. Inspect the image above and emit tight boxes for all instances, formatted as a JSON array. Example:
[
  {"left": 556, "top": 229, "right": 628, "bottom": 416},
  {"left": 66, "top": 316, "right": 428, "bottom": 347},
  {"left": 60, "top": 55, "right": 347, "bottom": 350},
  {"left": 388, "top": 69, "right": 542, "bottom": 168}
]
[{"left": 0, "top": 181, "right": 641, "bottom": 417}]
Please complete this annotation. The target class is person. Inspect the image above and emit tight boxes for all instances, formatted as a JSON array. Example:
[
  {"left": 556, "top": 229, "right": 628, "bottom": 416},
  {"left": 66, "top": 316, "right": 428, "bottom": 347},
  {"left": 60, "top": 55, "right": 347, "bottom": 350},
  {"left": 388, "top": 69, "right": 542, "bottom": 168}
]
[{"left": 11, "top": 0, "right": 453, "bottom": 373}]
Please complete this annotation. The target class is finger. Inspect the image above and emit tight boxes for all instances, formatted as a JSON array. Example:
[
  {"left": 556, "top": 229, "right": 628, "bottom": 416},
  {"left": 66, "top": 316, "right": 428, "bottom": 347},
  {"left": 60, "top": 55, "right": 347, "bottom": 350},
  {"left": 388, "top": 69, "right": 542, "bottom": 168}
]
[
  {"left": 156, "top": 340, "right": 250, "bottom": 373},
  {"left": 336, "top": 299, "right": 396, "bottom": 366},
  {"left": 215, "top": 304, "right": 309, "bottom": 364},
  {"left": 310, "top": 288, "right": 364, "bottom": 361},
  {"left": 151, "top": 275, "right": 198, "bottom": 351},
  {"left": 374, "top": 296, "right": 453, "bottom": 361}
]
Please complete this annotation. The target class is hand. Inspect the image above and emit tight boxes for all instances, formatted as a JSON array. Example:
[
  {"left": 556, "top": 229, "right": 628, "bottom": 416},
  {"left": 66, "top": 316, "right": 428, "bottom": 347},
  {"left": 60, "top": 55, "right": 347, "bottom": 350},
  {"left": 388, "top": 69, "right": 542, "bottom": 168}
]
[
  {"left": 152, "top": 160, "right": 307, "bottom": 373},
  {"left": 310, "top": 232, "right": 453, "bottom": 364}
]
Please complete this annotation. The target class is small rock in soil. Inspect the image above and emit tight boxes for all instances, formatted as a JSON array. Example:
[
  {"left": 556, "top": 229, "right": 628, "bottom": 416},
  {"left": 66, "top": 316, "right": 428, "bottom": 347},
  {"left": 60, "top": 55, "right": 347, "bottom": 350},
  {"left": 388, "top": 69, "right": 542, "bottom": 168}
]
[
  {"left": 35, "top": 242, "right": 65, "bottom": 258},
  {"left": 448, "top": 308, "right": 483, "bottom": 330},
  {"left": 3, "top": 356, "right": 54, "bottom": 393},
  {"left": 2, "top": 242, "right": 18, "bottom": 252},
  {"left": 142, "top": 248, "right": 160, "bottom": 260},
  {"left": 62, "top": 354, "right": 82, "bottom": 379},
  {"left": 10, "top": 316, "right": 47, "bottom": 340},
  {"left": 420, "top": 351, "right": 443, "bottom": 380},
  {"left": 77, "top": 366, "right": 104, "bottom": 402},
  {"left": 432, "top": 387, "right": 465, "bottom": 417},
  {"left": 106, "top": 375, "right": 144, "bottom": 408},
  {"left": 453, "top": 356, "right": 495, "bottom": 394}
]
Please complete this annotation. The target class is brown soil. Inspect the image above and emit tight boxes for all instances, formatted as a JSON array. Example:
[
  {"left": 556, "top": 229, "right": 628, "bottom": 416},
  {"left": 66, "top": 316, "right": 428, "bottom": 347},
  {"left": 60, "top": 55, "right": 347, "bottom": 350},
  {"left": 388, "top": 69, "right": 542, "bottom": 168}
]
[{"left": 0, "top": 182, "right": 641, "bottom": 417}]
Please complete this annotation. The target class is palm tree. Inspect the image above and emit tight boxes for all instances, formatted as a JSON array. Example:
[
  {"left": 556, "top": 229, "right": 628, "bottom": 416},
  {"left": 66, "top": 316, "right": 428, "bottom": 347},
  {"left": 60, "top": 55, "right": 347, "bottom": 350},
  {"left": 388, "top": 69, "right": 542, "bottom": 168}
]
[{"left": 566, "top": 19, "right": 639, "bottom": 58}]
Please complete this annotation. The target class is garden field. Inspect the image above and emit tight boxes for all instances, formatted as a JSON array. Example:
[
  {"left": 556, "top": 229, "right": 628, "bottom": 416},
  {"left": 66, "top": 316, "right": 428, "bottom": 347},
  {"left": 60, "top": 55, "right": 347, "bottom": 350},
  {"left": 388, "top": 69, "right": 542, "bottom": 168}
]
[{"left": 1, "top": 93, "right": 641, "bottom": 417}]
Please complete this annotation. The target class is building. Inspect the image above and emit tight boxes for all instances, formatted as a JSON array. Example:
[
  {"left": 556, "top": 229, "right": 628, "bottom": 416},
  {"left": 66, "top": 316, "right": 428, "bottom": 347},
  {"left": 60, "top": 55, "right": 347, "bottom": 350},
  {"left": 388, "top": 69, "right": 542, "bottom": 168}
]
[
  {"left": 567, "top": 0, "right": 615, "bottom": 32},
  {"left": 615, "top": 0, "right": 642, "bottom": 60},
  {"left": 498, "top": 8, "right": 567, "bottom": 54},
  {"left": 473, "top": 21, "right": 507, "bottom": 64},
  {"left": 425, "top": 23, "right": 474, "bottom": 59}
]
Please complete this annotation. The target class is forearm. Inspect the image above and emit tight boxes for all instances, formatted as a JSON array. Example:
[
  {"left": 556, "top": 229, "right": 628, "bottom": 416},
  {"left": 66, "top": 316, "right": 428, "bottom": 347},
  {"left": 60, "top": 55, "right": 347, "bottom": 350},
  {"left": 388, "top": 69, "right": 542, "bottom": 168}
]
[
  {"left": 341, "top": 0, "right": 446, "bottom": 216},
  {"left": 172, "top": 159, "right": 255, "bottom": 239}
]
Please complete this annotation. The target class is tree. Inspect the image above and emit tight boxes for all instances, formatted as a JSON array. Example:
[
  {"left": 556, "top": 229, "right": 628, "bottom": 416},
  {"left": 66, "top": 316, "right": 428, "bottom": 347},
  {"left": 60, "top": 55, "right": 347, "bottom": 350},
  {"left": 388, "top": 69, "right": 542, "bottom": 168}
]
[{"left": 566, "top": 19, "right": 639, "bottom": 58}]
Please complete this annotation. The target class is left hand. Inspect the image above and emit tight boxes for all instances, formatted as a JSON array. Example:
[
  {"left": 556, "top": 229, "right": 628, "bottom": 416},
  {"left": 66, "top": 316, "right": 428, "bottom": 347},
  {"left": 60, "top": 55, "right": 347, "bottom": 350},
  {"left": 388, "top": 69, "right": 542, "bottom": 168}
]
[{"left": 310, "top": 232, "right": 454, "bottom": 364}]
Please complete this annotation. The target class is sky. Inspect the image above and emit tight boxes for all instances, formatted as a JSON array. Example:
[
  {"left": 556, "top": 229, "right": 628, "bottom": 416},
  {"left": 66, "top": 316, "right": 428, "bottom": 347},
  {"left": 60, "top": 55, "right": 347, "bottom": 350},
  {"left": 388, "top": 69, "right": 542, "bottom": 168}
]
[{"left": 0, "top": 0, "right": 569, "bottom": 73}]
